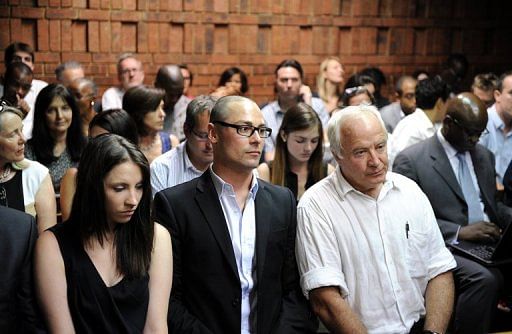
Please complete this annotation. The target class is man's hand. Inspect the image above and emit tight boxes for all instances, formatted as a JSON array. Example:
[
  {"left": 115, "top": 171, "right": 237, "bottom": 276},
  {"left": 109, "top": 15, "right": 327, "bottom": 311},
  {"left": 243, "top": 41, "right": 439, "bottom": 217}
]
[
  {"left": 299, "top": 84, "right": 312, "bottom": 106},
  {"left": 16, "top": 94, "right": 30, "bottom": 117},
  {"left": 458, "top": 221, "right": 501, "bottom": 243}
]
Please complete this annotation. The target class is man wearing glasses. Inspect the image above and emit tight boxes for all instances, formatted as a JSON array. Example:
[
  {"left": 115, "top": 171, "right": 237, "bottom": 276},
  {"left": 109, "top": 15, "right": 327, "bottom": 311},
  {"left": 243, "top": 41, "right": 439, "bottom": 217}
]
[
  {"left": 153, "top": 96, "right": 316, "bottom": 333},
  {"left": 394, "top": 93, "right": 510, "bottom": 334},
  {"left": 101, "top": 53, "right": 144, "bottom": 110},
  {"left": 150, "top": 95, "right": 216, "bottom": 196}
]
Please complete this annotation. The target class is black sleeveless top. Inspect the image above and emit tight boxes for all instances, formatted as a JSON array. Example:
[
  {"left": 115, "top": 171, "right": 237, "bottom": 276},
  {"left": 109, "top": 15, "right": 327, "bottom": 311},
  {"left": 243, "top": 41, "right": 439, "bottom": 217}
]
[
  {"left": 50, "top": 221, "right": 149, "bottom": 333},
  {"left": 0, "top": 171, "right": 24, "bottom": 212}
]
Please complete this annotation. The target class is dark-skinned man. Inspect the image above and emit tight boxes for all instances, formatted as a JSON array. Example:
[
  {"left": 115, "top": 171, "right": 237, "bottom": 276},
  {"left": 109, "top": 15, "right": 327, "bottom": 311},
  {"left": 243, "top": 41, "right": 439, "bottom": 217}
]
[{"left": 394, "top": 92, "right": 512, "bottom": 334}]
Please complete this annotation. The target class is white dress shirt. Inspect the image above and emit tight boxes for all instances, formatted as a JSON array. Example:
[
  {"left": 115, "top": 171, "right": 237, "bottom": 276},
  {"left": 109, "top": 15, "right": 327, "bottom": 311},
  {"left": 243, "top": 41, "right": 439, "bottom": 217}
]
[
  {"left": 389, "top": 109, "right": 437, "bottom": 166},
  {"left": 150, "top": 141, "right": 206, "bottom": 196},
  {"left": 211, "top": 169, "right": 258, "bottom": 334},
  {"left": 296, "top": 168, "right": 456, "bottom": 334},
  {"left": 101, "top": 86, "right": 124, "bottom": 110},
  {"left": 22, "top": 79, "right": 48, "bottom": 139}
]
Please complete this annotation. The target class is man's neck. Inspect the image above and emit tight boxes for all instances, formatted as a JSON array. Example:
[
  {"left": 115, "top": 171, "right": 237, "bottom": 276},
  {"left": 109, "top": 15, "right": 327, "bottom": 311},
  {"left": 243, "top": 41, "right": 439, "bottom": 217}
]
[
  {"left": 212, "top": 163, "right": 254, "bottom": 210},
  {"left": 186, "top": 144, "right": 210, "bottom": 172},
  {"left": 496, "top": 105, "right": 512, "bottom": 133},
  {"left": 423, "top": 107, "right": 442, "bottom": 124}
]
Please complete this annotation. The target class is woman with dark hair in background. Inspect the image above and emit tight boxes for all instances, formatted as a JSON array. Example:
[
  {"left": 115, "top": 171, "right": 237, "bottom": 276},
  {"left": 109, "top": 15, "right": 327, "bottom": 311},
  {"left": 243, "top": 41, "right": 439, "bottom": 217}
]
[
  {"left": 258, "top": 103, "right": 334, "bottom": 201},
  {"left": 341, "top": 85, "right": 376, "bottom": 107},
  {"left": 60, "top": 108, "right": 138, "bottom": 221},
  {"left": 25, "top": 84, "right": 86, "bottom": 193},
  {"left": 123, "top": 85, "right": 178, "bottom": 164},
  {"left": 35, "top": 134, "right": 172, "bottom": 333},
  {"left": 216, "top": 67, "right": 249, "bottom": 95}
]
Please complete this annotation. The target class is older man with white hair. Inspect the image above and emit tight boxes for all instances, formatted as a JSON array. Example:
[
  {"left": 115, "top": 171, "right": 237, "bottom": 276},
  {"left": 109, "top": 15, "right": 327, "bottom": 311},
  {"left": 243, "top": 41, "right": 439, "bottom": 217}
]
[{"left": 296, "top": 104, "right": 456, "bottom": 334}]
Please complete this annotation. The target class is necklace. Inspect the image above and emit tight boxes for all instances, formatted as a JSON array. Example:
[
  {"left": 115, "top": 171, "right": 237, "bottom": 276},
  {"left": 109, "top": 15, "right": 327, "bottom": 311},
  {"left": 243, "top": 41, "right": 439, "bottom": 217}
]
[
  {"left": 0, "top": 164, "right": 11, "bottom": 183},
  {"left": 140, "top": 135, "right": 159, "bottom": 152}
]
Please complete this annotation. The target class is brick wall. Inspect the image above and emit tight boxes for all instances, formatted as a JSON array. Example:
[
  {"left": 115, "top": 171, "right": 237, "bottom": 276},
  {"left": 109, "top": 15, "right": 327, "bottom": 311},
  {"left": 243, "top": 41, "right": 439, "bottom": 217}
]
[{"left": 1, "top": 0, "right": 512, "bottom": 104}]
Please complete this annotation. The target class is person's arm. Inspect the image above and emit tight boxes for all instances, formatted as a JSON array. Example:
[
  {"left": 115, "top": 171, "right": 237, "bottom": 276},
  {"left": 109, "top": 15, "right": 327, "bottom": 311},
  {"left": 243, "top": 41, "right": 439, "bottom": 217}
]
[
  {"left": 256, "top": 163, "right": 270, "bottom": 182},
  {"left": 34, "top": 230, "right": 75, "bottom": 333},
  {"left": 34, "top": 174, "right": 57, "bottom": 233},
  {"left": 423, "top": 271, "right": 454, "bottom": 334},
  {"left": 59, "top": 168, "right": 77, "bottom": 222},
  {"left": 273, "top": 189, "right": 318, "bottom": 333},
  {"left": 309, "top": 286, "right": 367, "bottom": 334},
  {"left": 152, "top": 191, "right": 213, "bottom": 333},
  {"left": 143, "top": 223, "right": 173, "bottom": 334}
]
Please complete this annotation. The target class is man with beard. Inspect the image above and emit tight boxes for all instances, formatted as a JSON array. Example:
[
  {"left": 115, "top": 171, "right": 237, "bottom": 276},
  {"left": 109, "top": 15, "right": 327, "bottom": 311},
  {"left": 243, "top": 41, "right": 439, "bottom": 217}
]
[
  {"left": 394, "top": 93, "right": 511, "bottom": 333},
  {"left": 262, "top": 59, "right": 329, "bottom": 161}
]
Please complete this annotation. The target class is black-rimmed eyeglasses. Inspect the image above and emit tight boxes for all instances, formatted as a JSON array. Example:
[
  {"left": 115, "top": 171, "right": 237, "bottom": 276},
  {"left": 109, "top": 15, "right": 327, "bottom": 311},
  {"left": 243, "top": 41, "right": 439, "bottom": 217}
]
[{"left": 212, "top": 121, "right": 272, "bottom": 138}]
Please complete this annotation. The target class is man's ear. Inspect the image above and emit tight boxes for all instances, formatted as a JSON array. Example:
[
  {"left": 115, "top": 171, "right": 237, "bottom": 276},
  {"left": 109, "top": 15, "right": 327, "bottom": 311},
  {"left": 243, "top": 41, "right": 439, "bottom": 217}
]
[
  {"left": 208, "top": 123, "right": 218, "bottom": 144},
  {"left": 494, "top": 89, "right": 501, "bottom": 102}
]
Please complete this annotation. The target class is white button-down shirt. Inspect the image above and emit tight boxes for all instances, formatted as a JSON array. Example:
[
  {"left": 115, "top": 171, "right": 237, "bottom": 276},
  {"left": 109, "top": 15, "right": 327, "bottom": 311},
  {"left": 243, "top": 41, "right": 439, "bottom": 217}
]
[
  {"left": 479, "top": 104, "right": 512, "bottom": 184},
  {"left": 296, "top": 168, "right": 456, "bottom": 334},
  {"left": 150, "top": 140, "right": 206, "bottom": 196},
  {"left": 211, "top": 169, "right": 258, "bottom": 334},
  {"left": 389, "top": 109, "right": 438, "bottom": 166}
]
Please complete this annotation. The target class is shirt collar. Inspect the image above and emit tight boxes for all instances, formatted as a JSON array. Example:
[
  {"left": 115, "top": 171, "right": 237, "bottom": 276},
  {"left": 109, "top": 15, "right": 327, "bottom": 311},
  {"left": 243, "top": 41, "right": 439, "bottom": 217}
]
[
  {"left": 210, "top": 167, "right": 259, "bottom": 198},
  {"left": 333, "top": 167, "right": 397, "bottom": 200},
  {"left": 488, "top": 104, "right": 504, "bottom": 130},
  {"left": 437, "top": 128, "right": 459, "bottom": 160}
]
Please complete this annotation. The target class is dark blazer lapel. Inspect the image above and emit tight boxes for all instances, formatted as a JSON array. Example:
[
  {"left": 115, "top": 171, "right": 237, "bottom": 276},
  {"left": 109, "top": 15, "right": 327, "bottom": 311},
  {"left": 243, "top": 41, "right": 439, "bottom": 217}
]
[
  {"left": 195, "top": 171, "right": 239, "bottom": 278},
  {"left": 254, "top": 181, "right": 271, "bottom": 283},
  {"left": 430, "top": 136, "right": 465, "bottom": 201}
]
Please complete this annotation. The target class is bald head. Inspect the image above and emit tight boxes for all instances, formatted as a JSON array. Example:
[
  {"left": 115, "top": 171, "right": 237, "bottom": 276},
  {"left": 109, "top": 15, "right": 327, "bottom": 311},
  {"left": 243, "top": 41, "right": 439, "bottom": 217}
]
[
  {"left": 155, "top": 65, "right": 184, "bottom": 110},
  {"left": 442, "top": 92, "right": 488, "bottom": 152},
  {"left": 210, "top": 96, "right": 259, "bottom": 123}
]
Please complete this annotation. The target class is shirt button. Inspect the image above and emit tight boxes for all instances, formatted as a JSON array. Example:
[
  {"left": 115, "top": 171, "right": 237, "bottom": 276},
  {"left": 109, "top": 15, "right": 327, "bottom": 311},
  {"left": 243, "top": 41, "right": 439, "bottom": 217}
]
[{"left": 232, "top": 297, "right": 240, "bottom": 307}]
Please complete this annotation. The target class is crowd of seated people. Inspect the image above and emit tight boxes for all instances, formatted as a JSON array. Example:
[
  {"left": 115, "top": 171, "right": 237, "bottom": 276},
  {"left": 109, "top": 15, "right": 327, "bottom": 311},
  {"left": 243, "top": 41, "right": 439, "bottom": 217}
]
[{"left": 1, "top": 40, "right": 512, "bottom": 333}]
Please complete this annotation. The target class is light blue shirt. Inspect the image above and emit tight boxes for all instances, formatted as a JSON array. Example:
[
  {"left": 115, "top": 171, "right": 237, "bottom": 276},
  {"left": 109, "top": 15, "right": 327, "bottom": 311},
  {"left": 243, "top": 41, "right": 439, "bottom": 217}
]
[
  {"left": 261, "top": 97, "right": 329, "bottom": 153},
  {"left": 479, "top": 104, "right": 512, "bottom": 184},
  {"left": 150, "top": 140, "right": 206, "bottom": 196},
  {"left": 211, "top": 168, "right": 259, "bottom": 334}
]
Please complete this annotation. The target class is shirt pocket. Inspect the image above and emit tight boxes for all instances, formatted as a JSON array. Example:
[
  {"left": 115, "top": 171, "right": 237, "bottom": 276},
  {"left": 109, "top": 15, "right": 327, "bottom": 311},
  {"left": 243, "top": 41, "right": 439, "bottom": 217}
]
[{"left": 405, "top": 229, "right": 429, "bottom": 279}]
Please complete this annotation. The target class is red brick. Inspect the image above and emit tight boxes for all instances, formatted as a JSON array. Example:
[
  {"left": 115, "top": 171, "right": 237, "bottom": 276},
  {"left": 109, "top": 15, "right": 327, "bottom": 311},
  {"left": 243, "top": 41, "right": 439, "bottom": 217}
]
[
  {"left": 389, "top": 27, "right": 414, "bottom": 55},
  {"left": 121, "top": 22, "right": 137, "bottom": 52},
  {"left": 153, "top": 53, "right": 182, "bottom": 64},
  {"left": 89, "top": 0, "right": 99, "bottom": 8},
  {"left": 111, "top": 10, "right": 143, "bottom": 22},
  {"left": 146, "top": 22, "right": 158, "bottom": 52},
  {"left": 72, "top": 20, "right": 87, "bottom": 51},
  {"left": 46, "top": 8, "right": 76, "bottom": 20},
  {"left": 353, "top": 0, "right": 379, "bottom": 17},
  {"left": 88, "top": 21, "right": 99, "bottom": 52},
  {"left": 427, "top": 28, "right": 451, "bottom": 55},
  {"left": 169, "top": 0, "right": 182, "bottom": 11},
  {"left": 111, "top": 0, "right": 122, "bottom": 9},
  {"left": 111, "top": 22, "right": 121, "bottom": 52},
  {"left": 251, "top": 0, "right": 270, "bottom": 14},
  {"left": 61, "top": 20, "right": 72, "bottom": 51},
  {"left": 0, "top": 19, "right": 10, "bottom": 48},
  {"left": 137, "top": 0, "right": 147, "bottom": 10},
  {"left": 49, "top": 19, "right": 61, "bottom": 51},
  {"left": 99, "top": 21, "right": 110, "bottom": 52},
  {"left": 204, "top": 24, "right": 214, "bottom": 53},
  {"left": 36, "top": 52, "right": 60, "bottom": 63},
  {"left": 256, "top": 25, "right": 270, "bottom": 54},
  {"left": 169, "top": 23, "right": 183, "bottom": 53},
  {"left": 37, "top": 0, "right": 48, "bottom": 6},
  {"left": 48, "top": 0, "right": 59, "bottom": 7},
  {"left": 78, "top": 9, "right": 110, "bottom": 21},
  {"left": 352, "top": 27, "right": 377, "bottom": 54},
  {"left": 37, "top": 20, "right": 49, "bottom": 51},
  {"left": 148, "top": 0, "right": 158, "bottom": 11},
  {"left": 100, "top": 0, "right": 109, "bottom": 9},
  {"left": 11, "top": 7, "right": 45, "bottom": 19},
  {"left": 184, "top": 0, "right": 203, "bottom": 11},
  {"left": 298, "top": 26, "right": 312, "bottom": 55},
  {"left": 61, "top": 52, "right": 91, "bottom": 63},
  {"left": 213, "top": 24, "right": 228, "bottom": 54}
]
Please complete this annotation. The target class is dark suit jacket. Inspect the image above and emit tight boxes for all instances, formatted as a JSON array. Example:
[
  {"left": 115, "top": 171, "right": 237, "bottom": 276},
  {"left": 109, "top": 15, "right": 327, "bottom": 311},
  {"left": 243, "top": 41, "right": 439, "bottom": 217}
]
[
  {"left": 393, "top": 135, "right": 510, "bottom": 240},
  {"left": 153, "top": 170, "right": 316, "bottom": 334},
  {"left": 0, "top": 206, "right": 44, "bottom": 333}
]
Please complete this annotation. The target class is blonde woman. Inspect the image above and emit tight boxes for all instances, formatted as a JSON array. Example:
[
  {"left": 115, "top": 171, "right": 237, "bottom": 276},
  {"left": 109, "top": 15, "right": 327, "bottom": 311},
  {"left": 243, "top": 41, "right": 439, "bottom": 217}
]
[{"left": 316, "top": 57, "right": 345, "bottom": 114}]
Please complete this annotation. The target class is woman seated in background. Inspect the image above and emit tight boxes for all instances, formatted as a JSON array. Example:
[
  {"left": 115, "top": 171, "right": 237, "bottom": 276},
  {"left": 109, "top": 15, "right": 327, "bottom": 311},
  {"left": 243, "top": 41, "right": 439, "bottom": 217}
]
[
  {"left": 0, "top": 104, "right": 56, "bottom": 233},
  {"left": 123, "top": 85, "right": 177, "bottom": 164},
  {"left": 60, "top": 108, "right": 138, "bottom": 221},
  {"left": 35, "top": 134, "right": 172, "bottom": 333},
  {"left": 68, "top": 77, "right": 98, "bottom": 136},
  {"left": 257, "top": 103, "right": 334, "bottom": 201},
  {"left": 216, "top": 67, "right": 249, "bottom": 96},
  {"left": 316, "top": 56, "right": 345, "bottom": 114},
  {"left": 341, "top": 85, "right": 376, "bottom": 107},
  {"left": 25, "top": 84, "right": 86, "bottom": 194}
]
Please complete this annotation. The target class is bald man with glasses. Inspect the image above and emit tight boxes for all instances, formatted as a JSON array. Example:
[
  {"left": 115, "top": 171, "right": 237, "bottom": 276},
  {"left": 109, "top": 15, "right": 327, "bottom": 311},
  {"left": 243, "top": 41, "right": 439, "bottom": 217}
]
[{"left": 153, "top": 95, "right": 316, "bottom": 333}]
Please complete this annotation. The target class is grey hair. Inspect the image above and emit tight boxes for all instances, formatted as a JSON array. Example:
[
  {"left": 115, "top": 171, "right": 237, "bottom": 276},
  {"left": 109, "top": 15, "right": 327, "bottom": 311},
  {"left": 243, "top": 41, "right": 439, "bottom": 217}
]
[
  {"left": 184, "top": 95, "right": 218, "bottom": 129},
  {"left": 117, "top": 53, "right": 141, "bottom": 74},
  {"left": 55, "top": 60, "right": 83, "bottom": 82},
  {"left": 72, "top": 77, "right": 98, "bottom": 97},
  {"left": 328, "top": 104, "right": 387, "bottom": 159}
]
